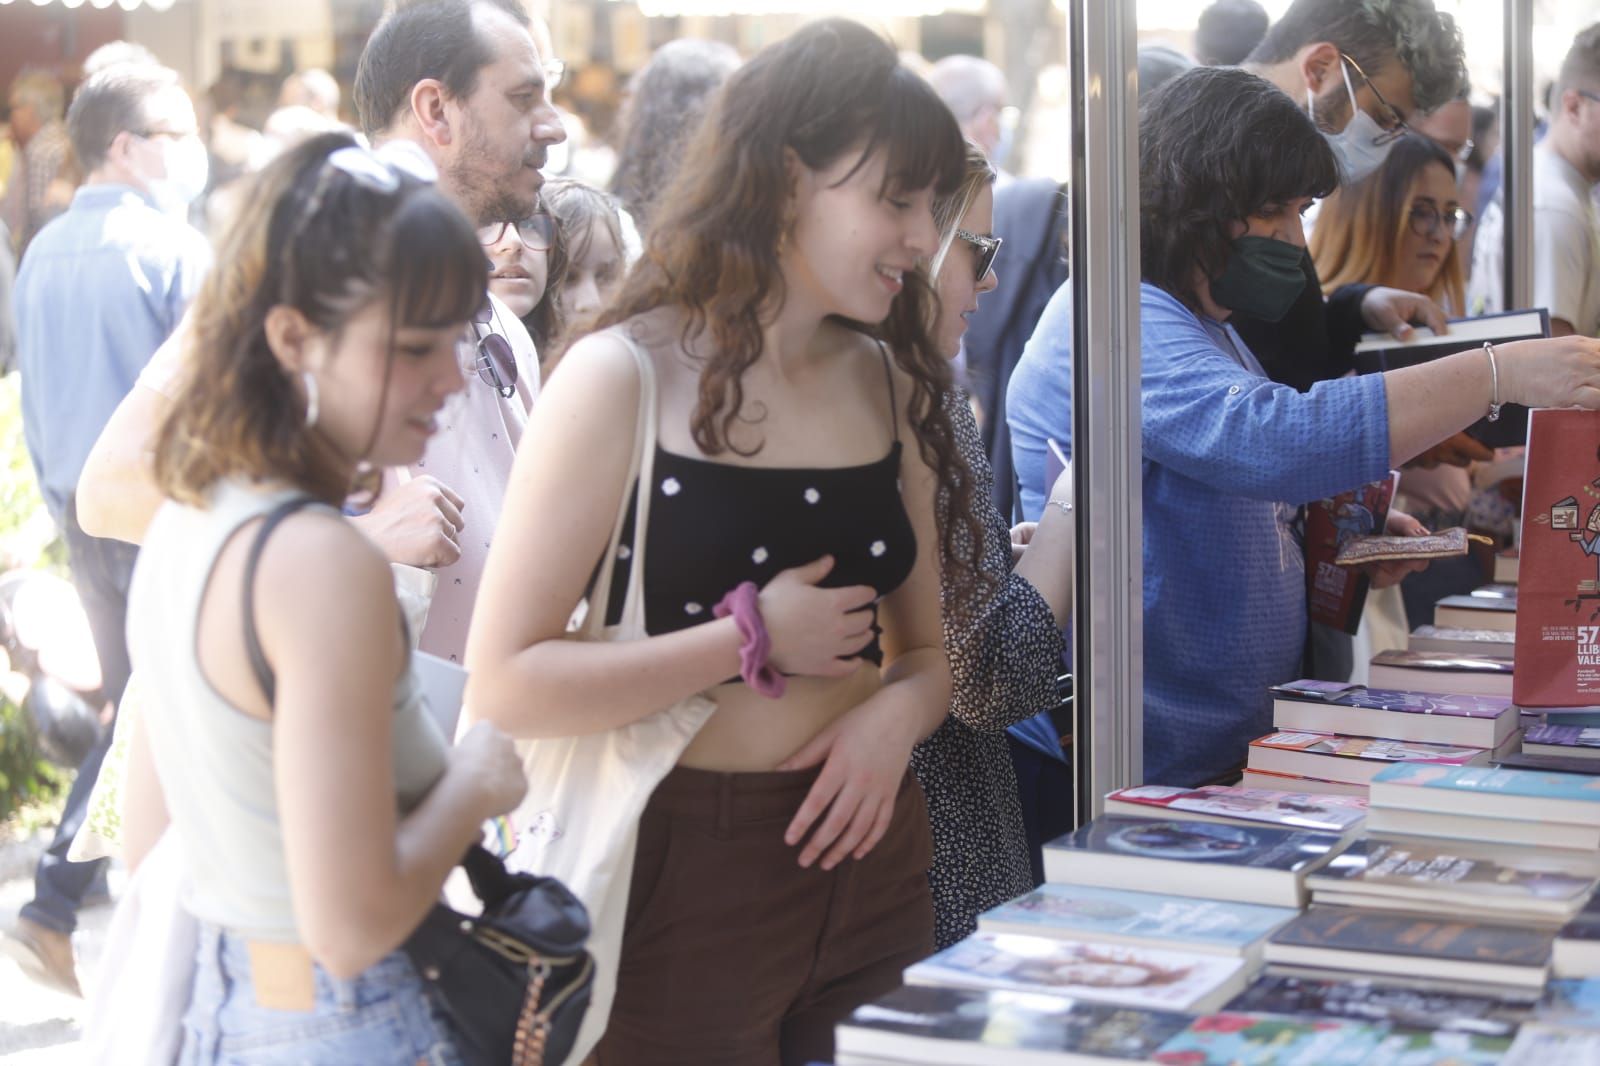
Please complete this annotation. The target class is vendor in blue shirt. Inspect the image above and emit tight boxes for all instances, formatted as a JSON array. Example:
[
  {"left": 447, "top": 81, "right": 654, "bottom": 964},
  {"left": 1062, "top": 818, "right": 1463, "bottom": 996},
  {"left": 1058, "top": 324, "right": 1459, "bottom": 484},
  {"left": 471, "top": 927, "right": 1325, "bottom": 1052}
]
[{"left": 1008, "top": 66, "right": 1600, "bottom": 786}]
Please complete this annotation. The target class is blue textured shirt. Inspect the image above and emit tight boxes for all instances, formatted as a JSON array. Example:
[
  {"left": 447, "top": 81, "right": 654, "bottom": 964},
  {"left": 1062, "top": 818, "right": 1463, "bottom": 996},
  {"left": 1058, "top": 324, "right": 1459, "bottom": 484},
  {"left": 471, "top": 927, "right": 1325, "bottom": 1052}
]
[
  {"left": 13, "top": 184, "right": 210, "bottom": 524},
  {"left": 1007, "top": 282, "right": 1391, "bottom": 784}
]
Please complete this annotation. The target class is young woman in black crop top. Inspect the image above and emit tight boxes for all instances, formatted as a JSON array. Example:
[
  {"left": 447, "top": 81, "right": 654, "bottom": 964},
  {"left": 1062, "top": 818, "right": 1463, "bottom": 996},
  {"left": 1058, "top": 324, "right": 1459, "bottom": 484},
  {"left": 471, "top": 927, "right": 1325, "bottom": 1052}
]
[{"left": 467, "top": 20, "right": 985, "bottom": 1066}]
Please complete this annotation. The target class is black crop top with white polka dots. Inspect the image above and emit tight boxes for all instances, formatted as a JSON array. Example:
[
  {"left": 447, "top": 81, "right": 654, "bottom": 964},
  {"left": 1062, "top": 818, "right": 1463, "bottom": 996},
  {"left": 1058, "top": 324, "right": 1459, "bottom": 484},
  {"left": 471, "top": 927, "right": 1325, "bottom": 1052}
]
[{"left": 604, "top": 348, "right": 916, "bottom": 668}]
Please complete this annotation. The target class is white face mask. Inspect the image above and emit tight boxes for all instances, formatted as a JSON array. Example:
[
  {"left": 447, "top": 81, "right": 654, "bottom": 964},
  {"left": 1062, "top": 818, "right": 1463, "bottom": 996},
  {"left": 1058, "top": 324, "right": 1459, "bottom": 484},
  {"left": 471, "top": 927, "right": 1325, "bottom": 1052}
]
[
  {"left": 144, "top": 135, "right": 209, "bottom": 215},
  {"left": 1309, "top": 61, "right": 1398, "bottom": 186}
]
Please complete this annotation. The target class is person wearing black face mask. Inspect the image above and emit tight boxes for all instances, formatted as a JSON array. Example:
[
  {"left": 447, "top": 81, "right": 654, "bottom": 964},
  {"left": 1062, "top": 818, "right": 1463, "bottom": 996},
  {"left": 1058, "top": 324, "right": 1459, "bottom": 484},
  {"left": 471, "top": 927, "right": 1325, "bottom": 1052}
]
[{"left": 1100, "top": 67, "right": 1600, "bottom": 788}]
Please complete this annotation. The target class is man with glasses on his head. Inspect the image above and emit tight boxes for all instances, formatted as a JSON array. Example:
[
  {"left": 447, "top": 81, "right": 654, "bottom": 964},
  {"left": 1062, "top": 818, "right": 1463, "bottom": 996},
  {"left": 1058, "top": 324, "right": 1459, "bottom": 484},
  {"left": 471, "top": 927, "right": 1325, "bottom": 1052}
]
[
  {"left": 2, "top": 62, "right": 211, "bottom": 997},
  {"left": 75, "top": 0, "right": 569, "bottom": 670},
  {"left": 1471, "top": 26, "right": 1600, "bottom": 339}
]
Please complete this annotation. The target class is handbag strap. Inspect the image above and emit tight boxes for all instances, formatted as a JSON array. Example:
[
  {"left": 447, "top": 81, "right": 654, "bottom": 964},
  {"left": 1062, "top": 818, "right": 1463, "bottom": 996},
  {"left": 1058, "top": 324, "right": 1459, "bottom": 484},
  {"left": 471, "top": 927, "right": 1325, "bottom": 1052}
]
[
  {"left": 243, "top": 496, "right": 322, "bottom": 706},
  {"left": 582, "top": 326, "right": 658, "bottom": 638}
]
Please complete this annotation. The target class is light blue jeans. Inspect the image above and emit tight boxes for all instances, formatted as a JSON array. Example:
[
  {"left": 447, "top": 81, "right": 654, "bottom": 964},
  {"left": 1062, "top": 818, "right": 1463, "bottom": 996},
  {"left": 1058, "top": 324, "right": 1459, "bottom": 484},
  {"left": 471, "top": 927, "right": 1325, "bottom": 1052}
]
[{"left": 179, "top": 924, "right": 463, "bottom": 1065}]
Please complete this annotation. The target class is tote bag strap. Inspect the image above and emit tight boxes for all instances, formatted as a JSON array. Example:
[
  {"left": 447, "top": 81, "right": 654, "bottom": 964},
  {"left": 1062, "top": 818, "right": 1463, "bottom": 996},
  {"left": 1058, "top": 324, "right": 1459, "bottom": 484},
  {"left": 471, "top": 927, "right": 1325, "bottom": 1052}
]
[{"left": 581, "top": 326, "right": 658, "bottom": 639}]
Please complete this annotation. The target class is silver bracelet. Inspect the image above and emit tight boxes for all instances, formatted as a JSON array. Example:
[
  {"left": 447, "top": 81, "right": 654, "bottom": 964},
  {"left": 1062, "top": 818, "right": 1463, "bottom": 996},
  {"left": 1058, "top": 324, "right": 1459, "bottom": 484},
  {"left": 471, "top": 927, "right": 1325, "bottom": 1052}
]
[
  {"left": 1049, "top": 498, "right": 1073, "bottom": 515},
  {"left": 1483, "top": 341, "right": 1502, "bottom": 423}
]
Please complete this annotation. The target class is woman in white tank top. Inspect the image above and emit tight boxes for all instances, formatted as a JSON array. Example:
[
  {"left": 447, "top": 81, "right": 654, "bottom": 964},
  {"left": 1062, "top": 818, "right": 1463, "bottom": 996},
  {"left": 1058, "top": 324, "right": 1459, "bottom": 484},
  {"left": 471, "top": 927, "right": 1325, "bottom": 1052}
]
[{"left": 120, "top": 133, "right": 525, "bottom": 1064}]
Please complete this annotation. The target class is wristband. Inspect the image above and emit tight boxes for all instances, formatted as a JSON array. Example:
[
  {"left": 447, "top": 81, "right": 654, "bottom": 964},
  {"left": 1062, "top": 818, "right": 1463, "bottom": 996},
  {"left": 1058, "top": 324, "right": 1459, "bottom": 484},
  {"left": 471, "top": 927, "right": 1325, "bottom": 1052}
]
[{"left": 714, "top": 581, "right": 786, "bottom": 699}]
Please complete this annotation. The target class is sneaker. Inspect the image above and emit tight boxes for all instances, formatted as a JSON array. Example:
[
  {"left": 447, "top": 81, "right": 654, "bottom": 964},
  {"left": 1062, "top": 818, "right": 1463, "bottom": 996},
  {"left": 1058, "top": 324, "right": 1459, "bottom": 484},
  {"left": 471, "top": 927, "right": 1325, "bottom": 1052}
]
[{"left": 0, "top": 917, "right": 81, "bottom": 997}]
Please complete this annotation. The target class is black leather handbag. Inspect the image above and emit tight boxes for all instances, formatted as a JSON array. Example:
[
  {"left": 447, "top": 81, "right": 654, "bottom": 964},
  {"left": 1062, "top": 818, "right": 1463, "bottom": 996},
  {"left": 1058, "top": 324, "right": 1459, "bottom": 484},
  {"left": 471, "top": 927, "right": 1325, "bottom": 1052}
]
[{"left": 405, "top": 845, "right": 595, "bottom": 1066}]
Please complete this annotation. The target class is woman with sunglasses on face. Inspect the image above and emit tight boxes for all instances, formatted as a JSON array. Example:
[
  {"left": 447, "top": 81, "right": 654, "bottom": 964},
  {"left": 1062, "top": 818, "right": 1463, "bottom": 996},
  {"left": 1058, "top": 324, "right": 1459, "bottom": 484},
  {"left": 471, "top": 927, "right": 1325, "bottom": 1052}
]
[
  {"left": 119, "top": 133, "right": 526, "bottom": 1063},
  {"left": 914, "top": 142, "right": 1076, "bottom": 949},
  {"left": 466, "top": 20, "right": 983, "bottom": 1064},
  {"left": 1312, "top": 132, "right": 1492, "bottom": 628}
]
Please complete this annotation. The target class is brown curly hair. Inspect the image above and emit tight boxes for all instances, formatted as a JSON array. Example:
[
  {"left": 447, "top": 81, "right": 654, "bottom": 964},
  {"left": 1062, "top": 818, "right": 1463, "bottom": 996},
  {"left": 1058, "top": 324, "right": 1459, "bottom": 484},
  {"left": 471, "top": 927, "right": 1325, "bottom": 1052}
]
[
  {"left": 153, "top": 133, "right": 487, "bottom": 505},
  {"left": 593, "top": 18, "right": 984, "bottom": 581}
]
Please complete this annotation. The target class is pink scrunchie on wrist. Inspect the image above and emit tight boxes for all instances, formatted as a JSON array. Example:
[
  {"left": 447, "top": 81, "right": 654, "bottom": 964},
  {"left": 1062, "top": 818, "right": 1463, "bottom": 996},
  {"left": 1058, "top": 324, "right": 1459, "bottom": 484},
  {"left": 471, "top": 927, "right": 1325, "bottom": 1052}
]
[{"left": 714, "top": 581, "right": 786, "bottom": 699}]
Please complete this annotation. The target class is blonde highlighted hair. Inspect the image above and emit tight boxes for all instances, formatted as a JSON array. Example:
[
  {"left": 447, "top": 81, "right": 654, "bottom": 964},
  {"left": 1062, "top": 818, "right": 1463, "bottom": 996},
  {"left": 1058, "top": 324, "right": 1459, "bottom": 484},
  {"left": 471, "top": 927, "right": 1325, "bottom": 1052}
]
[
  {"left": 1310, "top": 132, "right": 1466, "bottom": 315},
  {"left": 930, "top": 142, "right": 997, "bottom": 282}
]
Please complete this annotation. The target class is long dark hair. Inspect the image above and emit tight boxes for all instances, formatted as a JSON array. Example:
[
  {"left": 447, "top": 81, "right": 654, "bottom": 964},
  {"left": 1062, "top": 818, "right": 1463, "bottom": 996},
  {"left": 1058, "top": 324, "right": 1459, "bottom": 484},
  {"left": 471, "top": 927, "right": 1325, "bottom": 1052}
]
[
  {"left": 1139, "top": 66, "right": 1339, "bottom": 311},
  {"left": 593, "top": 18, "right": 984, "bottom": 580},
  {"left": 154, "top": 133, "right": 487, "bottom": 504}
]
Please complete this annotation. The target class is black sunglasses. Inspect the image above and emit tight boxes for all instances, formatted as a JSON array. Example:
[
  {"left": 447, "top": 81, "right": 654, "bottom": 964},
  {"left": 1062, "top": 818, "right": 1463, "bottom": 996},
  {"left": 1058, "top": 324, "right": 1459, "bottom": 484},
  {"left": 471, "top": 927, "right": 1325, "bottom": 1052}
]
[
  {"left": 955, "top": 229, "right": 1002, "bottom": 282},
  {"left": 471, "top": 303, "right": 518, "bottom": 399}
]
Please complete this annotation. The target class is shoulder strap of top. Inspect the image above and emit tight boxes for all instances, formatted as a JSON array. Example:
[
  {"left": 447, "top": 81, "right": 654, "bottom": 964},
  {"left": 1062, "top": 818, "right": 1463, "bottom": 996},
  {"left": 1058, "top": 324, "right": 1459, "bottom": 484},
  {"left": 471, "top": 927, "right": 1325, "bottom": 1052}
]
[
  {"left": 582, "top": 325, "right": 658, "bottom": 637},
  {"left": 875, "top": 338, "right": 899, "bottom": 440},
  {"left": 242, "top": 496, "right": 322, "bottom": 707}
]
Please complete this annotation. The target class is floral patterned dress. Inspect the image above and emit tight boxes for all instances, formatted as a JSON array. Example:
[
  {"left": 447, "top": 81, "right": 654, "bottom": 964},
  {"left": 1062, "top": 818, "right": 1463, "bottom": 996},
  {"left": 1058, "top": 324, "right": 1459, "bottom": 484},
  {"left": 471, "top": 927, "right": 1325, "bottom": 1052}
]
[{"left": 912, "top": 390, "right": 1067, "bottom": 948}]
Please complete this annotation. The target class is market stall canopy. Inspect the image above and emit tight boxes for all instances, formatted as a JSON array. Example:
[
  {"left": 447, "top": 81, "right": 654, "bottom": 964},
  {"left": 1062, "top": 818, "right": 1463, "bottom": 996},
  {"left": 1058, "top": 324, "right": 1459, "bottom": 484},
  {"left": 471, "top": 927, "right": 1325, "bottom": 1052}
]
[
  {"left": 0, "top": 0, "right": 177, "bottom": 11},
  {"left": 624, "top": 0, "right": 983, "bottom": 15}
]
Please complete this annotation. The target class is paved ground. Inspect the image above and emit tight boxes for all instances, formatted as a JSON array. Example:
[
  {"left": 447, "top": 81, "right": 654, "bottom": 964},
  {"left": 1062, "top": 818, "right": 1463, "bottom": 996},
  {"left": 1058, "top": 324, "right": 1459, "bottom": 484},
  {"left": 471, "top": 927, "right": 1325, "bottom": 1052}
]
[{"left": 0, "top": 829, "right": 118, "bottom": 1064}]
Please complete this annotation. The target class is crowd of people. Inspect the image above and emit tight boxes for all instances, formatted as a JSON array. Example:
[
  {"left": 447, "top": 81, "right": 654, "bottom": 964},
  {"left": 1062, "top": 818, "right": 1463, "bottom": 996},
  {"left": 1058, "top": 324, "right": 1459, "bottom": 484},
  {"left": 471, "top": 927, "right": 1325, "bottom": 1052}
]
[{"left": 3, "top": 0, "right": 1600, "bottom": 1062}]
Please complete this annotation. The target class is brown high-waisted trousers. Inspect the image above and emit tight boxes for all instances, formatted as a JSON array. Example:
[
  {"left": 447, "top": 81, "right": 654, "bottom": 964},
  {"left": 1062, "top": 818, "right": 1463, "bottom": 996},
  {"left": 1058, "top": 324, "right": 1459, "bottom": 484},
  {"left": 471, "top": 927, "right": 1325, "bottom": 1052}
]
[{"left": 594, "top": 765, "right": 935, "bottom": 1066}]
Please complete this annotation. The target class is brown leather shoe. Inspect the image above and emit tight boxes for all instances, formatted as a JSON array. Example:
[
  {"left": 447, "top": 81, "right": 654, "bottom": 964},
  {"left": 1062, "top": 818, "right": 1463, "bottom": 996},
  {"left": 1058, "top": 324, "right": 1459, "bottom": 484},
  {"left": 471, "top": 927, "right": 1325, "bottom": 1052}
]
[{"left": 0, "top": 916, "right": 81, "bottom": 997}]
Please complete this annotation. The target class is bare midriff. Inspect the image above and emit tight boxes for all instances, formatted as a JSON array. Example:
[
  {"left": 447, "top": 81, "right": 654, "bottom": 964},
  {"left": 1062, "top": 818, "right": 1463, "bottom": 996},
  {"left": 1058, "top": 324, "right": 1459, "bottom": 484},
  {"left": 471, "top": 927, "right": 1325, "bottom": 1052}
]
[{"left": 677, "top": 662, "right": 881, "bottom": 771}]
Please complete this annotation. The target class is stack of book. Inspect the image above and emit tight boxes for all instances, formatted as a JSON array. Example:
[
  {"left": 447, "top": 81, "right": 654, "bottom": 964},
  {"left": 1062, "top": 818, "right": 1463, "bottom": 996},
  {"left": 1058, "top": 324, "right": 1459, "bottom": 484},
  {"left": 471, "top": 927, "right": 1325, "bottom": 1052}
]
[
  {"left": 1366, "top": 762, "right": 1600, "bottom": 850},
  {"left": 1522, "top": 722, "right": 1600, "bottom": 762},
  {"left": 1357, "top": 586, "right": 1521, "bottom": 701},
  {"left": 1366, "top": 648, "right": 1514, "bottom": 697},
  {"left": 1435, "top": 589, "right": 1517, "bottom": 633},
  {"left": 1099, "top": 783, "right": 1367, "bottom": 838},
  {"left": 1407, "top": 623, "right": 1515, "bottom": 658},
  {"left": 1305, "top": 836, "right": 1600, "bottom": 925},
  {"left": 1261, "top": 906, "right": 1557, "bottom": 990},
  {"left": 837, "top": 790, "right": 1600, "bottom": 1063},
  {"left": 1041, "top": 815, "right": 1343, "bottom": 908},
  {"left": 1237, "top": 680, "right": 1519, "bottom": 796}
]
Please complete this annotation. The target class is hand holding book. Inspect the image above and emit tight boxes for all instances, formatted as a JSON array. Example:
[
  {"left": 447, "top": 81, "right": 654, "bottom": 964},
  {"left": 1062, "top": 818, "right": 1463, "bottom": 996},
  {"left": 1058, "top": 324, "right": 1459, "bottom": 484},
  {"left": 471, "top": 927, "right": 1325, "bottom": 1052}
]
[
  {"left": 1335, "top": 525, "right": 1494, "bottom": 566},
  {"left": 1360, "top": 285, "right": 1449, "bottom": 342},
  {"left": 1350, "top": 510, "right": 1435, "bottom": 588}
]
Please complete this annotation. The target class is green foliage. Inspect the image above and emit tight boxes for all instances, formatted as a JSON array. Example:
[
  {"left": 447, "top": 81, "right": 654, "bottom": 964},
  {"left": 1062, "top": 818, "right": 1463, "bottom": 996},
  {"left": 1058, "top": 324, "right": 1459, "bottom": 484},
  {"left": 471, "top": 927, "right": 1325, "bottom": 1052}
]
[
  {"left": 0, "top": 692, "right": 64, "bottom": 825},
  {"left": 0, "top": 372, "right": 66, "bottom": 823},
  {"left": 0, "top": 373, "right": 61, "bottom": 573}
]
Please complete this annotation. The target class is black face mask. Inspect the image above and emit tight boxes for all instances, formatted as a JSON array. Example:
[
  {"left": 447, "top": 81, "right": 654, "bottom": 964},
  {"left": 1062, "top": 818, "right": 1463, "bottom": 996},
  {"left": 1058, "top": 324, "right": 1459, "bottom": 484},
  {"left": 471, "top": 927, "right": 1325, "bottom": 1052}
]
[{"left": 1209, "top": 236, "right": 1307, "bottom": 323}]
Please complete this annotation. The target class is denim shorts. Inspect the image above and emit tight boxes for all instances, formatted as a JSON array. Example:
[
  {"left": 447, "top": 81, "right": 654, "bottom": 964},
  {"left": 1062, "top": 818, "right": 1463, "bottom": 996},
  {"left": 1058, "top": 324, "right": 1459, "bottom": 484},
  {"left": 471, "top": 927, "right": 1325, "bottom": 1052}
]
[{"left": 179, "top": 923, "right": 463, "bottom": 1065}]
